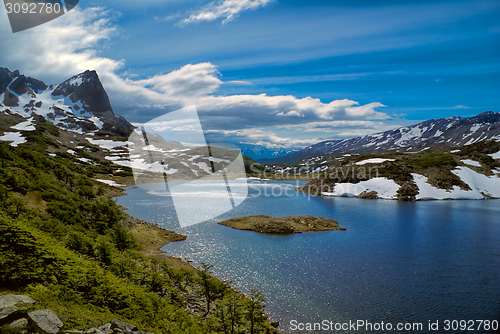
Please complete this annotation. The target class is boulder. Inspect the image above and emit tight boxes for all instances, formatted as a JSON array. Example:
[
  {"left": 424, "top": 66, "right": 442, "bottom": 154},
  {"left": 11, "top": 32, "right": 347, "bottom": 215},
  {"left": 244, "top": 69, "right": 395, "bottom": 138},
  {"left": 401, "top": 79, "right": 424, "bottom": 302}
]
[
  {"left": 86, "top": 328, "right": 104, "bottom": 334},
  {"left": 0, "top": 295, "right": 36, "bottom": 325},
  {"left": 28, "top": 309, "right": 63, "bottom": 334},
  {"left": 98, "top": 323, "right": 113, "bottom": 334},
  {"left": 110, "top": 319, "right": 137, "bottom": 333},
  {"left": 1, "top": 317, "right": 29, "bottom": 333}
]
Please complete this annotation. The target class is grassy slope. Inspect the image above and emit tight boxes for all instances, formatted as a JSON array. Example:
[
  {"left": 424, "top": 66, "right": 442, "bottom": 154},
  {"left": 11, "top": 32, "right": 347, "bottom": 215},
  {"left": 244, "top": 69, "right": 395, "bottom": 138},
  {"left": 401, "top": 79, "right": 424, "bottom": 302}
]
[{"left": 0, "top": 121, "right": 278, "bottom": 334}]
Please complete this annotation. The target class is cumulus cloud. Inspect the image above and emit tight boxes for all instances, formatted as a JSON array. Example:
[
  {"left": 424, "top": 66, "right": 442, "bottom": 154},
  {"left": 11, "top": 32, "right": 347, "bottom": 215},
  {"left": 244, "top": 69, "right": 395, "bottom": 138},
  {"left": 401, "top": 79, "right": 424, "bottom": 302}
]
[
  {"left": 0, "top": 7, "right": 393, "bottom": 149},
  {"left": 131, "top": 63, "right": 222, "bottom": 97},
  {"left": 0, "top": 7, "right": 120, "bottom": 84},
  {"left": 180, "top": 0, "right": 272, "bottom": 25}
]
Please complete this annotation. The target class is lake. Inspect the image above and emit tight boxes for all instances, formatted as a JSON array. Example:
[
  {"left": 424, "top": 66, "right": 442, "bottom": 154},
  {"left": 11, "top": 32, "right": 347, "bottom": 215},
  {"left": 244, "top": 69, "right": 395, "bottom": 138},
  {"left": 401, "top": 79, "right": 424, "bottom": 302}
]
[{"left": 117, "top": 180, "right": 500, "bottom": 333}]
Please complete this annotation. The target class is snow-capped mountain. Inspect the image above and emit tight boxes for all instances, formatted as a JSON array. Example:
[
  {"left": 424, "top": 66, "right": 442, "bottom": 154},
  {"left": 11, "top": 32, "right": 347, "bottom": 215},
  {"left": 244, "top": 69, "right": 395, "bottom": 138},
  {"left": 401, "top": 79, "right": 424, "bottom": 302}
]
[
  {"left": 0, "top": 67, "right": 133, "bottom": 138},
  {"left": 262, "top": 112, "right": 500, "bottom": 164},
  {"left": 0, "top": 67, "right": 247, "bottom": 182}
]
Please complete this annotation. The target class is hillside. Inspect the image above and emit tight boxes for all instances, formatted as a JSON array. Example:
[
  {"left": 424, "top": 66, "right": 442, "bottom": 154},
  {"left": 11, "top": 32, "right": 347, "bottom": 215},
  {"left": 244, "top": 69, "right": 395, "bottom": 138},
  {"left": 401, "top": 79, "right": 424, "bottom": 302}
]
[
  {"left": 296, "top": 141, "right": 500, "bottom": 201},
  {"left": 0, "top": 138, "right": 278, "bottom": 333},
  {"left": 260, "top": 111, "right": 500, "bottom": 164}
]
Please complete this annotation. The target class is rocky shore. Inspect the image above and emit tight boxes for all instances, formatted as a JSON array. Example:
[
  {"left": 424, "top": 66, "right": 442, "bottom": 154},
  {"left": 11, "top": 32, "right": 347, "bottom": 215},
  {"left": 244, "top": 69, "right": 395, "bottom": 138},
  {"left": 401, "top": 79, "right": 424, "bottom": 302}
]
[
  {"left": 218, "top": 215, "right": 345, "bottom": 234},
  {"left": 0, "top": 294, "right": 151, "bottom": 334}
]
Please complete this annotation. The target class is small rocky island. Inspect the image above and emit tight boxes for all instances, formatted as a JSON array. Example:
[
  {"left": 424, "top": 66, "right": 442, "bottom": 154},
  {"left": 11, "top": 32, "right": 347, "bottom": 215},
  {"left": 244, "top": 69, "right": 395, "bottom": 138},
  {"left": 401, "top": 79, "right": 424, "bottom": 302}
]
[{"left": 218, "top": 215, "right": 346, "bottom": 234}]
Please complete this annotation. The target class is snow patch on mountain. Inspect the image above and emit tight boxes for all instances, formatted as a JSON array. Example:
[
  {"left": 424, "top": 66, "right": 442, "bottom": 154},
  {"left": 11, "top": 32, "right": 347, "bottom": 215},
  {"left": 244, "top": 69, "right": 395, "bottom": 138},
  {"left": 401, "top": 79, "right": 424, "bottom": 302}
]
[
  {"left": 489, "top": 150, "right": 500, "bottom": 160},
  {"left": 460, "top": 159, "right": 481, "bottom": 167},
  {"left": 0, "top": 132, "right": 26, "bottom": 146},
  {"left": 86, "top": 138, "right": 130, "bottom": 150}
]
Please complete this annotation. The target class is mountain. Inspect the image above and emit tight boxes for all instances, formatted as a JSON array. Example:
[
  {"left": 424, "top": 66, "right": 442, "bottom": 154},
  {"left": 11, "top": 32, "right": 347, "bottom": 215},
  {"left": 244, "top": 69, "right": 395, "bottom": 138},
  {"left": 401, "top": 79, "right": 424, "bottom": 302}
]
[
  {"left": 239, "top": 144, "right": 298, "bottom": 160},
  {"left": 0, "top": 67, "right": 257, "bottom": 182},
  {"left": 261, "top": 112, "right": 500, "bottom": 164},
  {"left": 295, "top": 140, "right": 500, "bottom": 201},
  {"left": 0, "top": 67, "right": 134, "bottom": 138}
]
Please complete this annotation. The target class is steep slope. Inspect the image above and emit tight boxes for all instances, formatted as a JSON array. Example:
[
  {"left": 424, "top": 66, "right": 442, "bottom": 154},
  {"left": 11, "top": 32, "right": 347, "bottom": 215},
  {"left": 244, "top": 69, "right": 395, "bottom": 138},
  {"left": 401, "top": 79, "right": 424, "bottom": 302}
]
[{"left": 261, "top": 112, "right": 500, "bottom": 164}]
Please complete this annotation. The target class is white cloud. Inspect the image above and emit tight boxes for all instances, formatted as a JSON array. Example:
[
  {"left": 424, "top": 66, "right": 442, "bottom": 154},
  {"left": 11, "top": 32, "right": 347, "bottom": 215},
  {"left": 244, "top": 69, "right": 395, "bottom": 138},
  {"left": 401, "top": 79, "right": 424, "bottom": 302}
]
[
  {"left": 0, "top": 7, "right": 121, "bottom": 84},
  {"left": 0, "top": 7, "right": 391, "bottom": 149},
  {"left": 131, "top": 63, "right": 222, "bottom": 97},
  {"left": 181, "top": 0, "right": 273, "bottom": 25}
]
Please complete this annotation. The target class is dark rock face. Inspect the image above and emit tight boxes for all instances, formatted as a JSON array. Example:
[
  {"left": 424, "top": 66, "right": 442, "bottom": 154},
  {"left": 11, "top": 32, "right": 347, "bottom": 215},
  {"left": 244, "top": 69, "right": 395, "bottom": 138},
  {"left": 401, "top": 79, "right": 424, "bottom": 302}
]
[
  {"left": 52, "top": 70, "right": 113, "bottom": 116},
  {"left": 51, "top": 70, "right": 134, "bottom": 137},
  {"left": 10, "top": 75, "right": 48, "bottom": 95},
  {"left": 0, "top": 67, "right": 20, "bottom": 92},
  {"left": 3, "top": 89, "right": 19, "bottom": 107}
]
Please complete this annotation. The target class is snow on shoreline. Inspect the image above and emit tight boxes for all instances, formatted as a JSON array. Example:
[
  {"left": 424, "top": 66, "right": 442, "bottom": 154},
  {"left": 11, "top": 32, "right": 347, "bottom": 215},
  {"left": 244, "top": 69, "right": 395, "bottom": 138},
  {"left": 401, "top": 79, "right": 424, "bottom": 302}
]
[
  {"left": 355, "top": 158, "right": 395, "bottom": 165},
  {"left": 322, "top": 177, "right": 399, "bottom": 199},
  {"left": 321, "top": 167, "right": 500, "bottom": 200}
]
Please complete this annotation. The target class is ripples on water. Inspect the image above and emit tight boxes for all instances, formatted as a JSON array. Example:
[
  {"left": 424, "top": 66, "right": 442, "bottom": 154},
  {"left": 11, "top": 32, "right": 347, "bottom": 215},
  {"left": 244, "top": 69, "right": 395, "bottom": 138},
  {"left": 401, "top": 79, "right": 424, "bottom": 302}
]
[{"left": 118, "top": 180, "right": 500, "bottom": 333}]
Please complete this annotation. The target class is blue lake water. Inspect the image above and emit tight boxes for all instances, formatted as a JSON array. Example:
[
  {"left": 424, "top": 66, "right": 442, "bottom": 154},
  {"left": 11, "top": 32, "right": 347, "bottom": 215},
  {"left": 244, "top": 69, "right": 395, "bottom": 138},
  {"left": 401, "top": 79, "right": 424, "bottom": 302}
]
[{"left": 117, "top": 180, "right": 500, "bottom": 333}]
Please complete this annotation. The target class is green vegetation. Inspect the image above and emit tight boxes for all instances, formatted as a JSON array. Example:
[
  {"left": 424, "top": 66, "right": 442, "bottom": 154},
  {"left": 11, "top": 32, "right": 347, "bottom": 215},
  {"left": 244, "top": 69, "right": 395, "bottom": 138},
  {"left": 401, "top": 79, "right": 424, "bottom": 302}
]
[
  {"left": 218, "top": 215, "right": 345, "bottom": 234},
  {"left": 401, "top": 152, "right": 457, "bottom": 169},
  {"left": 0, "top": 142, "right": 278, "bottom": 333}
]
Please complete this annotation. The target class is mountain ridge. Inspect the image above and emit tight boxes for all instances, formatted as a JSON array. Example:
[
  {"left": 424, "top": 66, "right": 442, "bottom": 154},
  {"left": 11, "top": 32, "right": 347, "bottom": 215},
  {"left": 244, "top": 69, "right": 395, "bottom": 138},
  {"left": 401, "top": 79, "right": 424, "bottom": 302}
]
[{"left": 259, "top": 111, "right": 500, "bottom": 164}]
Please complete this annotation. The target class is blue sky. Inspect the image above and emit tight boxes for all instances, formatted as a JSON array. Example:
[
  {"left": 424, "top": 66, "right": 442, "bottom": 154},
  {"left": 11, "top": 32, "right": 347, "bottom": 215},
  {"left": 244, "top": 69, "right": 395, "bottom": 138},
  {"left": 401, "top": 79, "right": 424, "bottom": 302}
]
[{"left": 1, "top": 0, "right": 499, "bottom": 150}]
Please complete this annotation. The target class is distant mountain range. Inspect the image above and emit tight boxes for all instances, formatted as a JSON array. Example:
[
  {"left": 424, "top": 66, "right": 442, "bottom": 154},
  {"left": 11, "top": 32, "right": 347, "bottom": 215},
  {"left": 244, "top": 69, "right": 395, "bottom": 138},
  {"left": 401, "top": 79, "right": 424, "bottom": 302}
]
[
  {"left": 0, "top": 67, "right": 133, "bottom": 138},
  {"left": 239, "top": 144, "right": 298, "bottom": 160},
  {"left": 259, "top": 112, "right": 500, "bottom": 164},
  {"left": 2, "top": 67, "right": 500, "bottom": 170}
]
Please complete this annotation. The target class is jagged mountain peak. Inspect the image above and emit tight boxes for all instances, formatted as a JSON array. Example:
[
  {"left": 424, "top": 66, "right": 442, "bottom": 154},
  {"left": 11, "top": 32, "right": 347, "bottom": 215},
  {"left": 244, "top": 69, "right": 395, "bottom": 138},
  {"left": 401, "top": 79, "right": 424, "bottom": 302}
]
[
  {"left": 52, "top": 70, "right": 114, "bottom": 117},
  {"left": 0, "top": 67, "right": 133, "bottom": 138}
]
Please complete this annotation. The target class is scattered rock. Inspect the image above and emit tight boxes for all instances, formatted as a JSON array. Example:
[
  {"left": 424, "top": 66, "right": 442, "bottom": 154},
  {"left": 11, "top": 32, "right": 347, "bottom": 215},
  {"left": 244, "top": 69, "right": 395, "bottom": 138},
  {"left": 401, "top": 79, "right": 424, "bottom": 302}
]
[
  {"left": 110, "top": 319, "right": 138, "bottom": 333},
  {"left": 1, "top": 317, "right": 29, "bottom": 333},
  {"left": 0, "top": 296, "right": 149, "bottom": 334},
  {"left": 98, "top": 323, "right": 113, "bottom": 334},
  {"left": 28, "top": 309, "right": 63, "bottom": 334},
  {"left": 0, "top": 294, "right": 36, "bottom": 325},
  {"left": 357, "top": 190, "right": 379, "bottom": 199}
]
